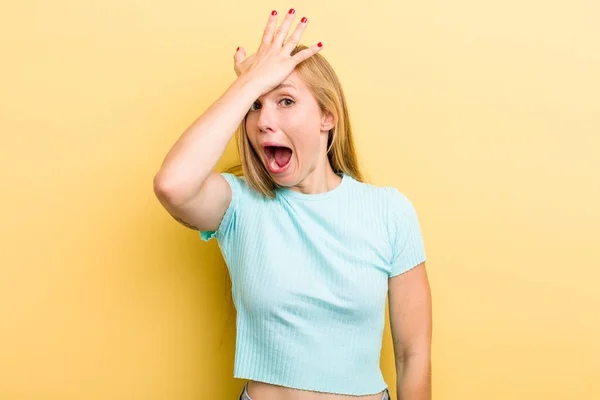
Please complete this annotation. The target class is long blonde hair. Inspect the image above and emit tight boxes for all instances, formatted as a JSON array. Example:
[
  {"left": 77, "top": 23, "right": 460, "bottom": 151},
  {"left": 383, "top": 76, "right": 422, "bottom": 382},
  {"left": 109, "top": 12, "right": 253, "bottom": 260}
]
[{"left": 225, "top": 44, "right": 365, "bottom": 196}]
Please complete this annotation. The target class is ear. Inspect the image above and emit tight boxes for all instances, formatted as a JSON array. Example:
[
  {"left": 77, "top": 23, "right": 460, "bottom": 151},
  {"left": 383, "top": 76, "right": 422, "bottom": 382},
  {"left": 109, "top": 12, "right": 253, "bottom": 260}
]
[{"left": 320, "top": 110, "right": 336, "bottom": 132}]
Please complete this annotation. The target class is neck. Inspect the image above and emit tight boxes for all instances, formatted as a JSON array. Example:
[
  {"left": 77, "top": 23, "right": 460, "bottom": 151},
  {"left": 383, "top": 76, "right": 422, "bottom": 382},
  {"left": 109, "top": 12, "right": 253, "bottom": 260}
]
[{"left": 289, "top": 164, "right": 342, "bottom": 195}]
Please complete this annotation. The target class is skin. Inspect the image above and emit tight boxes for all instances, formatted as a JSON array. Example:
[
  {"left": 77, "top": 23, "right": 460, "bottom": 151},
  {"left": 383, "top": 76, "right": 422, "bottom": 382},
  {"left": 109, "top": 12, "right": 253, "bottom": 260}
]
[
  {"left": 245, "top": 69, "right": 341, "bottom": 195},
  {"left": 389, "top": 262, "right": 432, "bottom": 400},
  {"left": 241, "top": 67, "right": 432, "bottom": 400},
  {"left": 242, "top": 72, "right": 387, "bottom": 400},
  {"left": 159, "top": 8, "right": 431, "bottom": 396},
  {"left": 242, "top": 11, "right": 432, "bottom": 400},
  {"left": 245, "top": 263, "right": 432, "bottom": 400}
]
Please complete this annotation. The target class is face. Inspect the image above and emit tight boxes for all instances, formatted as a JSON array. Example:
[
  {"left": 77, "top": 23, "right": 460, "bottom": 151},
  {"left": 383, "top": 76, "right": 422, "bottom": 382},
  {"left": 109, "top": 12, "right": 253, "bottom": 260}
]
[{"left": 245, "top": 70, "right": 334, "bottom": 187}]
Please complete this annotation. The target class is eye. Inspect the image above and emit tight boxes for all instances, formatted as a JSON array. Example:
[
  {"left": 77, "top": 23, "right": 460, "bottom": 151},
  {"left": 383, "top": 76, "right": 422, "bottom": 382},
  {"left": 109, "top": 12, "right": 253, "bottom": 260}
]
[
  {"left": 249, "top": 101, "right": 260, "bottom": 112},
  {"left": 249, "top": 98, "right": 295, "bottom": 112}
]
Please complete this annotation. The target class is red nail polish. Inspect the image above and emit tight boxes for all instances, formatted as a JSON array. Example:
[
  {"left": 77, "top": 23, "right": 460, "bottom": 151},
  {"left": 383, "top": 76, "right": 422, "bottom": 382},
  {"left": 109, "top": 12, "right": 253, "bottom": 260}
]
[
  {"left": 301, "top": 17, "right": 307, "bottom": 23},
  {"left": 236, "top": 47, "right": 240, "bottom": 52},
  {"left": 289, "top": 8, "right": 295, "bottom": 14},
  {"left": 317, "top": 42, "right": 323, "bottom": 48},
  {"left": 271, "top": 10, "right": 277, "bottom": 16}
]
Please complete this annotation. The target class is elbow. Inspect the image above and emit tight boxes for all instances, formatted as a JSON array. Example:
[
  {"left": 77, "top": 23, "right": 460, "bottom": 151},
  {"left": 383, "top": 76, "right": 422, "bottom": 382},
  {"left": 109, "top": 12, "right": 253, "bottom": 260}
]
[
  {"left": 153, "top": 171, "right": 205, "bottom": 208},
  {"left": 395, "top": 348, "right": 431, "bottom": 368},
  {"left": 153, "top": 172, "right": 170, "bottom": 197},
  {"left": 394, "top": 341, "right": 431, "bottom": 366},
  {"left": 153, "top": 172, "right": 185, "bottom": 206}
]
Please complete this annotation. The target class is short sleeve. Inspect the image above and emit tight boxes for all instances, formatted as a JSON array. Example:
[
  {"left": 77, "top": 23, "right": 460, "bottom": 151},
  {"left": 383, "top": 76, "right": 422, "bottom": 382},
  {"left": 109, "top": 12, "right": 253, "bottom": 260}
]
[
  {"left": 387, "top": 188, "right": 427, "bottom": 277},
  {"left": 199, "top": 173, "right": 241, "bottom": 242}
]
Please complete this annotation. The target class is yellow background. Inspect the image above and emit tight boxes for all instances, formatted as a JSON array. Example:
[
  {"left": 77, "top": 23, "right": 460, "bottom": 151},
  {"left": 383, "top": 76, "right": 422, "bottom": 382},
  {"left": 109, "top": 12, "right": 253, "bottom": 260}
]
[{"left": 1, "top": 1, "right": 598, "bottom": 399}]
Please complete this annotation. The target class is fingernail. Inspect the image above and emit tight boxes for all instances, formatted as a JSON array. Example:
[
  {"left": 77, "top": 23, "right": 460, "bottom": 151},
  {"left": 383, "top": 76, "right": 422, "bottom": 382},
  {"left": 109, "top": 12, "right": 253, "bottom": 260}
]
[
  {"left": 236, "top": 47, "right": 240, "bottom": 52},
  {"left": 301, "top": 17, "right": 307, "bottom": 23},
  {"left": 317, "top": 42, "right": 323, "bottom": 48},
  {"left": 271, "top": 10, "right": 277, "bottom": 16},
  {"left": 289, "top": 8, "right": 295, "bottom": 14}
]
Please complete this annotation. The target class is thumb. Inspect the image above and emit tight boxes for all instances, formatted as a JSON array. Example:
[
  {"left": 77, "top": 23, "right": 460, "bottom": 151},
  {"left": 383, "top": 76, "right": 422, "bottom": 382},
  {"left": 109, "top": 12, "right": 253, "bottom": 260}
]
[{"left": 234, "top": 46, "right": 246, "bottom": 63}]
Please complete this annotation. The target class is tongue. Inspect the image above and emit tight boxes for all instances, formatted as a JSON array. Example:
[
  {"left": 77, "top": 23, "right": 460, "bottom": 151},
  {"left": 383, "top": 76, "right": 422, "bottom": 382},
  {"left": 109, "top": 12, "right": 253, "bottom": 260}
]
[{"left": 273, "top": 147, "right": 292, "bottom": 168}]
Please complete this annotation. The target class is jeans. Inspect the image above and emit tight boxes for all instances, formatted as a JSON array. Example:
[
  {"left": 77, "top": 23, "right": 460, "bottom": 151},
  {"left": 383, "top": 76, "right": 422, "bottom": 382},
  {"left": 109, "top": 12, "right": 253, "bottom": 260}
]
[{"left": 238, "top": 382, "right": 391, "bottom": 400}]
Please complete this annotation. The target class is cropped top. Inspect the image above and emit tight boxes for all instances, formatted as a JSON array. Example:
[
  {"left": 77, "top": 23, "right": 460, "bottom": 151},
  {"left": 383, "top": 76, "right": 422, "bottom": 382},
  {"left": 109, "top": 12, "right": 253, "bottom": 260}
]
[{"left": 200, "top": 172, "right": 427, "bottom": 395}]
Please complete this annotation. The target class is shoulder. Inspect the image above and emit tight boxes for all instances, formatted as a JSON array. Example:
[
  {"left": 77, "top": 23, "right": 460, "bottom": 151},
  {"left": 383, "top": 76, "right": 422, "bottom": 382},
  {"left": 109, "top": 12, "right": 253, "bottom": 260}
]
[
  {"left": 347, "top": 176, "right": 413, "bottom": 213},
  {"left": 221, "top": 173, "right": 265, "bottom": 202},
  {"left": 385, "top": 186, "right": 415, "bottom": 216},
  {"left": 220, "top": 172, "right": 246, "bottom": 190}
]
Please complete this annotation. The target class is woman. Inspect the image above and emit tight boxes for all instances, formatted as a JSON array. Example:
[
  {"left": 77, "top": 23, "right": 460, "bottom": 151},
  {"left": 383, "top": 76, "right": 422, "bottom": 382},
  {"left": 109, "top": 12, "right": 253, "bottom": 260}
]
[{"left": 154, "top": 8, "right": 432, "bottom": 400}]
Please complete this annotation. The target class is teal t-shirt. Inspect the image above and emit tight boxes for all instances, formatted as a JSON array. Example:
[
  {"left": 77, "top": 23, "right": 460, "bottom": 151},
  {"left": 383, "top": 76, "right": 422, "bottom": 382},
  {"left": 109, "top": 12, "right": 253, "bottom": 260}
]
[{"left": 200, "top": 172, "right": 426, "bottom": 396}]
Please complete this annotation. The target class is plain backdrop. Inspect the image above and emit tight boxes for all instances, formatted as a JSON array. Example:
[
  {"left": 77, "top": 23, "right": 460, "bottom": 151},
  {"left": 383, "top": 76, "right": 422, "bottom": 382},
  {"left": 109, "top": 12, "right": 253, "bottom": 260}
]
[{"left": 1, "top": 0, "right": 598, "bottom": 399}]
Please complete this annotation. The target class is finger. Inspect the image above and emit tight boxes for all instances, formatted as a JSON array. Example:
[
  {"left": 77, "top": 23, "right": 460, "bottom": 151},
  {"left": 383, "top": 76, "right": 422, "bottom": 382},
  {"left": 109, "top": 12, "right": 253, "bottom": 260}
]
[
  {"left": 282, "top": 16, "right": 308, "bottom": 54},
  {"left": 259, "top": 10, "right": 279, "bottom": 51},
  {"left": 273, "top": 8, "right": 297, "bottom": 48},
  {"left": 234, "top": 47, "right": 246, "bottom": 64},
  {"left": 233, "top": 47, "right": 245, "bottom": 76},
  {"left": 290, "top": 42, "right": 323, "bottom": 66}
]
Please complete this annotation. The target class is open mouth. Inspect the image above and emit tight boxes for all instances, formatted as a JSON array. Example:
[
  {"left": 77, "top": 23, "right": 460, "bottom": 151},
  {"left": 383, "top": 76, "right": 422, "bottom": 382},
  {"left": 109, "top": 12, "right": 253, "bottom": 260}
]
[{"left": 263, "top": 145, "right": 292, "bottom": 174}]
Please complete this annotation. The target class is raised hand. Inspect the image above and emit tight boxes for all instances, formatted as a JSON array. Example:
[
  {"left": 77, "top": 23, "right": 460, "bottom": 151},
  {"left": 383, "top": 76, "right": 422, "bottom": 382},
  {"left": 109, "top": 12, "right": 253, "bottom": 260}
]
[{"left": 233, "top": 9, "right": 323, "bottom": 94}]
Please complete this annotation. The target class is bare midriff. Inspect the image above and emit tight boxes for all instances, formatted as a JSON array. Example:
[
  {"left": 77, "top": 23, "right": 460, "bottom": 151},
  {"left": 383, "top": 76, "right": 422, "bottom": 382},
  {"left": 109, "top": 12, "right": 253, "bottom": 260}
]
[{"left": 247, "top": 381, "right": 385, "bottom": 400}]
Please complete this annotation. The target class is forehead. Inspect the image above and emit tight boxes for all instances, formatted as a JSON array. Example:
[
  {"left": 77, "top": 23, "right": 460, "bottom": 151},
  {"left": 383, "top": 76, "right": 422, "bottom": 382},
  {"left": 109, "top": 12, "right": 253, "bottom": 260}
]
[
  {"left": 279, "top": 70, "right": 304, "bottom": 89},
  {"left": 261, "top": 72, "right": 306, "bottom": 98}
]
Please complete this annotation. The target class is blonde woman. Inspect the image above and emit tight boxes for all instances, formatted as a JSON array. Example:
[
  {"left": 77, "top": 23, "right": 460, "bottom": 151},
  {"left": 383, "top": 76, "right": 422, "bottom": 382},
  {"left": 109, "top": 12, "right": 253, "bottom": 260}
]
[{"left": 154, "top": 8, "right": 431, "bottom": 400}]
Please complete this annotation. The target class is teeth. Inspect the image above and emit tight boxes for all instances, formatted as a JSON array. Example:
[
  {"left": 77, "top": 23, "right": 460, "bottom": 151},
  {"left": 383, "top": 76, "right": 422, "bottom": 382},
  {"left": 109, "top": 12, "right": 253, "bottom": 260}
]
[{"left": 269, "top": 156, "right": 278, "bottom": 170}]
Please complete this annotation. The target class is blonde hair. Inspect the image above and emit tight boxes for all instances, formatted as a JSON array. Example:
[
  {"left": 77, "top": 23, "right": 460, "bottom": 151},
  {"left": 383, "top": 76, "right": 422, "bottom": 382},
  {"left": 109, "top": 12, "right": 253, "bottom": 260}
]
[{"left": 225, "top": 44, "right": 365, "bottom": 197}]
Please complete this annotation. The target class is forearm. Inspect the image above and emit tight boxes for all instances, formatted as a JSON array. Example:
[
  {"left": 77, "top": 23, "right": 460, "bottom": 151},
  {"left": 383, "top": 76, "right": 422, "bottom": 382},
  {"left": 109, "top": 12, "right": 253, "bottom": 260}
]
[
  {"left": 395, "top": 355, "right": 431, "bottom": 400},
  {"left": 154, "top": 76, "right": 261, "bottom": 202}
]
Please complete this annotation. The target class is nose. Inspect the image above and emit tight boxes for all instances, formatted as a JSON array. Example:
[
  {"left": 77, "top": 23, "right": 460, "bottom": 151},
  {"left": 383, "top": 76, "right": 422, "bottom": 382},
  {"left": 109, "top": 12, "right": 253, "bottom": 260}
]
[{"left": 256, "top": 103, "right": 275, "bottom": 134}]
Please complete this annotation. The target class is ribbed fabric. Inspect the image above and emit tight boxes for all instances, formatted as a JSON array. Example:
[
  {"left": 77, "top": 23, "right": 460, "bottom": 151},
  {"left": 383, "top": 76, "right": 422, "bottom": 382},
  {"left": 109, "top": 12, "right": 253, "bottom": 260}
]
[{"left": 200, "top": 172, "right": 426, "bottom": 396}]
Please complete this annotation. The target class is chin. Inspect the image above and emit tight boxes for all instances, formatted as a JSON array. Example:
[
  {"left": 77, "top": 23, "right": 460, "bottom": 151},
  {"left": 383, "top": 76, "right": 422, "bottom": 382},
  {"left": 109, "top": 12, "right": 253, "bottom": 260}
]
[{"left": 267, "top": 168, "right": 296, "bottom": 187}]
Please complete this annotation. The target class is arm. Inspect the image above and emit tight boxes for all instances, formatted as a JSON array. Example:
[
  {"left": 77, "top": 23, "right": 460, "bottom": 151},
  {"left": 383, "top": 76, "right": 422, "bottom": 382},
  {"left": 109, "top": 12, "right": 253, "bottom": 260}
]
[
  {"left": 153, "top": 10, "right": 321, "bottom": 232},
  {"left": 153, "top": 76, "right": 261, "bottom": 231},
  {"left": 388, "top": 262, "right": 432, "bottom": 400}
]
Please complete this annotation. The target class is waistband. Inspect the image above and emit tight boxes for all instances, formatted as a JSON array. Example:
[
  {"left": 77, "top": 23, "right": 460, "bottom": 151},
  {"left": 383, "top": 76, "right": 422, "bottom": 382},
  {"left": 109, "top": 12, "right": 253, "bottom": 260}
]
[{"left": 239, "top": 382, "right": 390, "bottom": 400}]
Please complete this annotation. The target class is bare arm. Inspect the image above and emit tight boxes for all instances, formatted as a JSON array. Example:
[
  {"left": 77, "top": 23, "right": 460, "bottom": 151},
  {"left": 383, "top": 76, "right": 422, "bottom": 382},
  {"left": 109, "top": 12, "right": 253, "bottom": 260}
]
[
  {"left": 153, "top": 76, "right": 261, "bottom": 231},
  {"left": 389, "top": 262, "right": 432, "bottom": 400},
  {"left": 153, "top": 75, "right": 259, "bottom": 201},
  {"left": 153, "top": 9, "right": 322, "bottom": 232}
]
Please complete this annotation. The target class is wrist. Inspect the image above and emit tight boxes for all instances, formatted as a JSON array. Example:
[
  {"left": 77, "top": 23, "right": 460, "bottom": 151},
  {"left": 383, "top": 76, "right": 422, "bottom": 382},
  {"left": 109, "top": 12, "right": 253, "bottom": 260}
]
[{"left": 233, "top": 73, "right": 265, "bottom": 97}]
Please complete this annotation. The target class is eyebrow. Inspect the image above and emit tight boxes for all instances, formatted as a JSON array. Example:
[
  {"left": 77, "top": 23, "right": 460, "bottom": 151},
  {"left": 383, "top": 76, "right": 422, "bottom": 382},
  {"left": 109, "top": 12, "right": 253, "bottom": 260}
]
[
  {"left": 256, "top": 83, "right": 297, "bottom": 102},
  {"left": 273, "top": 83, "right": 296, "bottom": 91}
]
